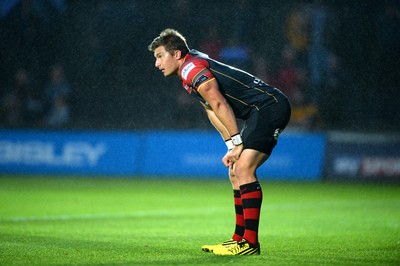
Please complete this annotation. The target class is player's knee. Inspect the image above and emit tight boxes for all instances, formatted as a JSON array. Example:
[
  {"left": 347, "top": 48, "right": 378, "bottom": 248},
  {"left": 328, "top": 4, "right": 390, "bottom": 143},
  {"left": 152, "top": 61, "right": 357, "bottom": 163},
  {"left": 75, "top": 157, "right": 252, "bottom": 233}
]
[{"left": 234, "top": 162, "right": 255, "bottom": 181}]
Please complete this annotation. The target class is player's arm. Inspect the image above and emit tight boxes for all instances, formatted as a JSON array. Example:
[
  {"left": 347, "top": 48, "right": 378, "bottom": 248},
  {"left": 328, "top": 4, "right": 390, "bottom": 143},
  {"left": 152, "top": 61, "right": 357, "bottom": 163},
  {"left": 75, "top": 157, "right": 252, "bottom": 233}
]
[
  {"left": 198, "top": 79, "right": 239, "bottom": 138},
  {"left": 197, "top": 79, "right": 243, "bottom": 166},
  {"left": 201, "top": 104, "right": 233, "bottom": 149}
]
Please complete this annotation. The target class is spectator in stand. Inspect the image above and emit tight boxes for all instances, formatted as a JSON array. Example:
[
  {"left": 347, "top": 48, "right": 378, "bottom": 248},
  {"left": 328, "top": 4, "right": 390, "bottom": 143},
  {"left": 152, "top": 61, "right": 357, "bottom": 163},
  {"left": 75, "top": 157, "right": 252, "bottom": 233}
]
[
  {"left": 275, "top": 45, "right": 306, "bottom": 100},
  {"left": 25, "top": 84, "right": 44, "bottom": 127},
  {"left": 289, "top": 90, "right": 320, "bottom": 130},
  {"left": 43, "top": 64, "right": 71, "bottom": 109},
  {"left": 44, "top": 95, "right": 70, "bottom": 127},
  {"left": 285, "top": 3, "right": 312, "bottom": 63},
  {"left": 275, "top": 45, "right": 320, "bottom": 130},
  {"left": 307, "top": 0, "right": 337, "bottom": 104},
  {"left": 0, "top": 68, "right": 31, "bottom": 127},
  {"left": 42, "top": 64, "right": 71, "bottom": 127}
]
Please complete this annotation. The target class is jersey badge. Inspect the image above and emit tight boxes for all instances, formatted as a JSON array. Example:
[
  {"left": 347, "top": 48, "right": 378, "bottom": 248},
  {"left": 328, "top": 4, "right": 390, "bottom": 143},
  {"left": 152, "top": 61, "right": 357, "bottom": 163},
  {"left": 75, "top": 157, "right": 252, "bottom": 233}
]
[
  {"left": 193, "top": 74, "right": 210, "bottom": 88},
  {"left": 181, "top": 62, "right": 195, "bottom": 80}
]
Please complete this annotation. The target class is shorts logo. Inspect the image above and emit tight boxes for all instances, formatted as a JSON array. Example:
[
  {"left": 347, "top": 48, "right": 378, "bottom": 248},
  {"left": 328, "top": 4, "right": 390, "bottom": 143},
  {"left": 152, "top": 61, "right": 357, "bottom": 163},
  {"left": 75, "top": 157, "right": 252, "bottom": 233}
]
[
  {"left": 273, "top": 128, "right": 281, "bottom": 141},
  {"left": 181, "top": 62, "right": 195, "bottom": 80}
]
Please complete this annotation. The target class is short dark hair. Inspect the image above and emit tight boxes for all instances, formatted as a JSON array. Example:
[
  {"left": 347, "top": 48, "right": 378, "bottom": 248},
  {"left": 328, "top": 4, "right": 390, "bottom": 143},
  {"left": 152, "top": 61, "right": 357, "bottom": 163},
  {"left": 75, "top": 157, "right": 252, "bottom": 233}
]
[{"left": 148, "top": 28, "right": 190, "bottom": 56}]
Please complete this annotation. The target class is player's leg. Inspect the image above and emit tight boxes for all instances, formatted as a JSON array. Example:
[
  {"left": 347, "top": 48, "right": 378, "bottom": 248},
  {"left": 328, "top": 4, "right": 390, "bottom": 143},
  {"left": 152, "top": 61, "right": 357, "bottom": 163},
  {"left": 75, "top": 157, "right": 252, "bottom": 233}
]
[
  {"left": 213, "top": 149, "right": 266, "bottom": 255},
  {"left": 228, "top": 166, "right": 245, "bottom": 242},
  {"left": 230, "top": 100, "right": 290, "bottom": 247},
  {"left": 235, "top": 148, "right": 268, "bottom": 244},
  {"left": 214, "top": 99, "right": 291, "bottom": 255},
  {"left": 201, "top": 166, "right": 242, "bottom": 253}
]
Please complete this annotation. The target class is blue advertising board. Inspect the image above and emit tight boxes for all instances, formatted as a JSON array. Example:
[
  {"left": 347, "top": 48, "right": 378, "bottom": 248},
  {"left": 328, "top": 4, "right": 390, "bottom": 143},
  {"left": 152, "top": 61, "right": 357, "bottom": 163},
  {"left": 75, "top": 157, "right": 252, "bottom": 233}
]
[
  {"left": 0, "top": 130, "right": 326, "bottom": 180},
  {"left": 140, "top": 131, "right": 226, "bottom": 177},
  {"left": 0, "top": 130, "right": 140, "bottom": 175},
  {"left": 141, "top": 131, "right": 326, "bottom": 180}
]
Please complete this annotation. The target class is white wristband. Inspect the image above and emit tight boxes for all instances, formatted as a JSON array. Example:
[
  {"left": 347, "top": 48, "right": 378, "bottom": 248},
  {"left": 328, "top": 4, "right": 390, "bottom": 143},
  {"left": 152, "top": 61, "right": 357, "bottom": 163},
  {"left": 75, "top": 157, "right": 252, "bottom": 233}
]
[
  {"left": 225, "top": 139, "right": 234, "bottom": 150},
  {"left": 231, "top": 134, "right": 243, "bottom": 146}
]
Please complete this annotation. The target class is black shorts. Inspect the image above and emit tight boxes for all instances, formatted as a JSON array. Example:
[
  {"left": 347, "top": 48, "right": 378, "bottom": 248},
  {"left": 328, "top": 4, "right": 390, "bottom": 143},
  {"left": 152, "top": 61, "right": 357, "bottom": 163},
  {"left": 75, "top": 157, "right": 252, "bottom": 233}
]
[{"left": 241, "top": 98, "right": 291, "bottom": 155}]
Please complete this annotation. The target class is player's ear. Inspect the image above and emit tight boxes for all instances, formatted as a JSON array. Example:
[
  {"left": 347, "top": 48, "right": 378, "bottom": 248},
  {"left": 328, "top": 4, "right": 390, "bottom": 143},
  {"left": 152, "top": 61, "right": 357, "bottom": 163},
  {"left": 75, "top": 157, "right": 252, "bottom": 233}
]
[{"left": 174, "top": 50, "right": 182, "bottom": 60}]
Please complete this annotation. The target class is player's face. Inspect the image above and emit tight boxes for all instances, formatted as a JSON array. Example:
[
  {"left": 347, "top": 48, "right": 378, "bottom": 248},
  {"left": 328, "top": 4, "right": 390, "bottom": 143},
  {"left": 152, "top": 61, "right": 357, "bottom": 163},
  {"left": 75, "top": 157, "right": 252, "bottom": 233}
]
[{"left": 154, "top": 46, "right": 180, "bottom": 77}]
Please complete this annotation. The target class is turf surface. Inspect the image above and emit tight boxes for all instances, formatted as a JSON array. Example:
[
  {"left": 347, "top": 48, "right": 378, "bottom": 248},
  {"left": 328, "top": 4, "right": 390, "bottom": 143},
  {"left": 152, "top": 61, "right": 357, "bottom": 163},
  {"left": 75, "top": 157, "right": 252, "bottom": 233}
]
[{"left": 0, "top": 176, "right": 399, "bottom": 265}]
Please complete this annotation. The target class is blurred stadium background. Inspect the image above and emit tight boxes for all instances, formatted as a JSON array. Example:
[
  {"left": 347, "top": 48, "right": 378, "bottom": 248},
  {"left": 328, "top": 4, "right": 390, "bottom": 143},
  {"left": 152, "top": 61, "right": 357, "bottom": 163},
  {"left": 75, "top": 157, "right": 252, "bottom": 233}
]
[{"left": 0, "top": 0, "right": 399, "bottom": 182}]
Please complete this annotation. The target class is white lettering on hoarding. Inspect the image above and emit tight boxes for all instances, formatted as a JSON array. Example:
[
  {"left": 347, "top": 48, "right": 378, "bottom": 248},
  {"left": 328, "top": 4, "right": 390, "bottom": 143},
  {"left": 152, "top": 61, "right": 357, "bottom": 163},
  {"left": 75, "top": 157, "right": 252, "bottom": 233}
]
[
  {"left": 333, "top": 157, "right": 360, "bottom": 176},
  {"left": 360, "top": 157, "right": 400, "bottom": 177},
  {"left": 0, "top": 141, "right": 106, "bottom": 167}
]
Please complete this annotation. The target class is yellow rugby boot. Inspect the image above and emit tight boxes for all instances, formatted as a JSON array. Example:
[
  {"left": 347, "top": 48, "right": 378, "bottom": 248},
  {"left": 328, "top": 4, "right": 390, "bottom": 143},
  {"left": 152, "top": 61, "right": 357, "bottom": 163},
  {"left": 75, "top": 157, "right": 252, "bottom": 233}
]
[
  {"left": 201, "top": 239, "right": 237, "bottom": 253},
  {"left": 212, "top": 239, "right": 260, "bottom": 256}
]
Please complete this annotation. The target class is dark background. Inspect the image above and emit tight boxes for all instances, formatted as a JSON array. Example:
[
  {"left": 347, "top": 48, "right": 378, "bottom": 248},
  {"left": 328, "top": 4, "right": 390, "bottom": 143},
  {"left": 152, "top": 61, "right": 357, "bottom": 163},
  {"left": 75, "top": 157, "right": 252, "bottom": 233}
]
[{"left": 1, "top": 0, "right": 399, "bottom": 132}]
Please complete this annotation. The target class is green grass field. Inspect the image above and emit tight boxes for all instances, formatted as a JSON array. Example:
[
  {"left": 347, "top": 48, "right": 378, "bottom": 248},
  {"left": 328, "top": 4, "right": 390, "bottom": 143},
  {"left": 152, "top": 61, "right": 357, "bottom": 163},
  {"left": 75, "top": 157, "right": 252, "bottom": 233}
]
[{"left": 0, "top": 176, "right": 399, "bottom": 265}]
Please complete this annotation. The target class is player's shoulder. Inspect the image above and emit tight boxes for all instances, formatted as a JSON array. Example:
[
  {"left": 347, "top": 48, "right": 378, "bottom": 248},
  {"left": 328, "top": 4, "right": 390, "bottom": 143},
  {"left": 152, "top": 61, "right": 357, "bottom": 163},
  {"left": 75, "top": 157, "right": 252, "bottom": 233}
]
[{"left": 180, "top": 50, "right": 210, "bottom": 80}]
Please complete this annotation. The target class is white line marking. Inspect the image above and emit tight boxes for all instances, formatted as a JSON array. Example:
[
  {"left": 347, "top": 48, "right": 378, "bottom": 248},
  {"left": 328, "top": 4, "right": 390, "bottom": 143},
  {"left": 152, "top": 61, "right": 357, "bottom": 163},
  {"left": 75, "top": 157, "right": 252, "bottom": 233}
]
[{"left": 0, "top": 207, "right": 228, "bottom": 223}]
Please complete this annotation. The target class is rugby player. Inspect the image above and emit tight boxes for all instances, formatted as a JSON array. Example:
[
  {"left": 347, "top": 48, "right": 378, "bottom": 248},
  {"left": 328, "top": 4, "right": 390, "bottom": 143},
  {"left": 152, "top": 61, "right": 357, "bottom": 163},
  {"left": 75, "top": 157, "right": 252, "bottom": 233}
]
[{"left": 148, "top": 29, "right": 291, "bottom": 256}]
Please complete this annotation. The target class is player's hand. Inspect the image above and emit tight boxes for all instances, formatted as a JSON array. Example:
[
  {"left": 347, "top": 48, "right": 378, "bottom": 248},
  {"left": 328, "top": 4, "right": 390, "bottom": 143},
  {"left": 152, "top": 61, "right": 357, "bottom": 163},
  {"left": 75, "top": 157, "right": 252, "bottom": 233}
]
[
  {"left": 222, "top": 150, "right": 232, "bottom": 167},
  {"left": 223, "top": 144, "right": 244, "bottom": 167}
]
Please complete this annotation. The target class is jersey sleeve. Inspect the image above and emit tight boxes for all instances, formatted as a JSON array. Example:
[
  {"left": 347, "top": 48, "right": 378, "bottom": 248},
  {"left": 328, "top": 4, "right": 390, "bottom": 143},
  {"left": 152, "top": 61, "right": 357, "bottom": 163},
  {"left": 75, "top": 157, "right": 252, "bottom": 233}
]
[{"left": 180, "top": 59, "right": 215, "bottom": 91}]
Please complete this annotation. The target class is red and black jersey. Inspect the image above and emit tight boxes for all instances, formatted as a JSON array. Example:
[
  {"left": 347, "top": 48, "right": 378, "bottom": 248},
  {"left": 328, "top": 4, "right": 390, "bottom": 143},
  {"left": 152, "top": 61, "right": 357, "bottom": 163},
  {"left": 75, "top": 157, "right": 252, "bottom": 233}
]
[{"left": 179, "top": 49, "right": 288, "bottom": 120}]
